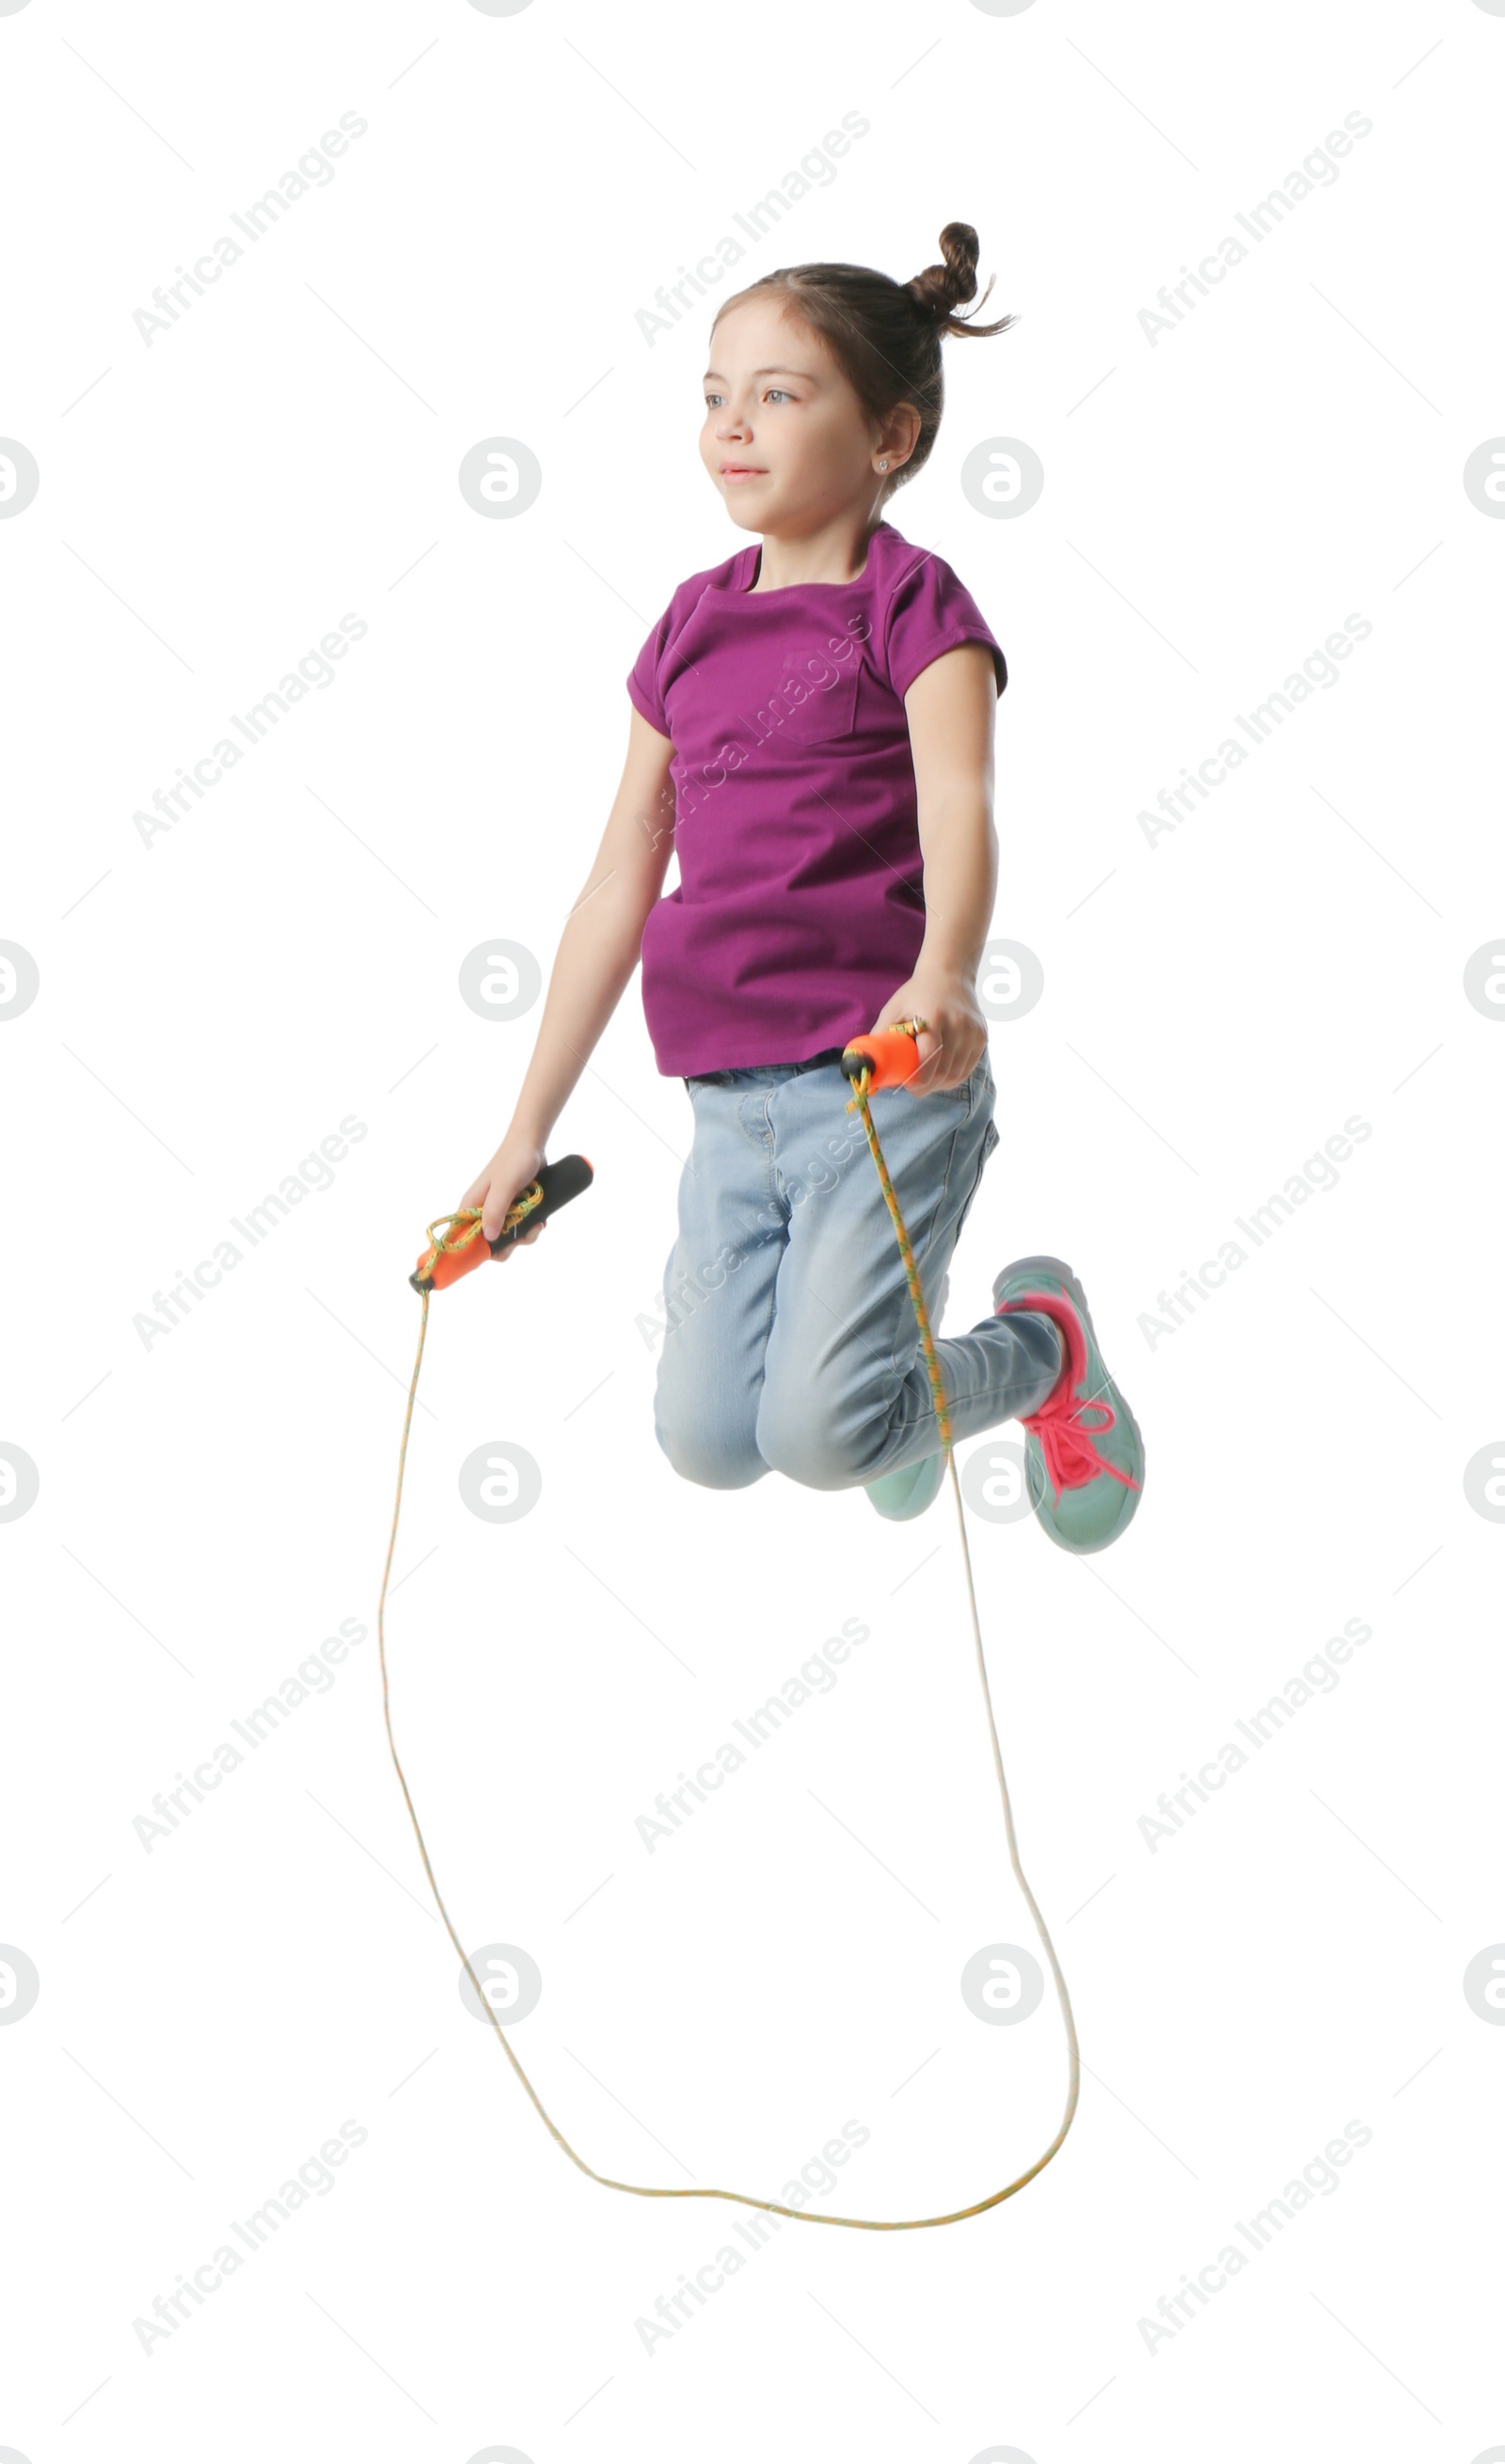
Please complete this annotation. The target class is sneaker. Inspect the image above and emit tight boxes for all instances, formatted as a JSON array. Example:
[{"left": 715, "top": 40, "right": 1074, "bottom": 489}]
[
  {"left": 992, "top": 1256, "right": 1144, "bottom": 1555},
  {"left": 863, "top": 1445, "right": 948, "bottom": 1521}
]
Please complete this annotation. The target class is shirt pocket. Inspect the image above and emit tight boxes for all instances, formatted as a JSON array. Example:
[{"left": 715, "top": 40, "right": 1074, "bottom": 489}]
[{"left": 769, "top": 652, "right": 861, "bottom": 750}]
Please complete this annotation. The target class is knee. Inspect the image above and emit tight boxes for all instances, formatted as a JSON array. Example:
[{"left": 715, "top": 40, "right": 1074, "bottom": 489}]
[
  {"left": 654, "top": 1398, "right": 766, "bottom": 1491},
  {"left": 755, "top": 1372, "right": 879, "bottom": 1491}
]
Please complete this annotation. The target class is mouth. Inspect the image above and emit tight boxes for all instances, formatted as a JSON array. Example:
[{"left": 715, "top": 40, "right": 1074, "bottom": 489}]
[{"left": 721, "top": 465, "right": 767, "bottom": 482}]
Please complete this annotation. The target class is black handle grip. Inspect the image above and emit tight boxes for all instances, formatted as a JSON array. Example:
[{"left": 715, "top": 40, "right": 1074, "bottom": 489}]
[
  {"left": 489, "top": 1152, "right": 594, "bottom": 1254},
  {"left": 410, "top": 1154, "right": 594, "bottom": 1292}
]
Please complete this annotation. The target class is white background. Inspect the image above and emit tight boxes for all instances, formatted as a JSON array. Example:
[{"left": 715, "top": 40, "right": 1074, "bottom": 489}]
[{"left": 2, "top": 0, "right": 1502, "bottom": 2456}]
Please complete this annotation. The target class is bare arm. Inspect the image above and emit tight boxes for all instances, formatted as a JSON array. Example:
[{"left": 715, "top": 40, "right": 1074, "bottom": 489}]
[
  {"left": 462, "top": 705, "right": 676, "bottom": 1244},
  {"left": 870, "top": 640, "right": 998, "bottom": 1094}
]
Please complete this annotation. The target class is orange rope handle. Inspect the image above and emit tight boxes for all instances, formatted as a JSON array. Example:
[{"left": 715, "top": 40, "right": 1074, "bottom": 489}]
[
  {"left": 411, "top": 1182, "right": 545, "bottom": 1286},
  {"left": 376, "top": 1071, "right": 1081, "bottom": 2231}
]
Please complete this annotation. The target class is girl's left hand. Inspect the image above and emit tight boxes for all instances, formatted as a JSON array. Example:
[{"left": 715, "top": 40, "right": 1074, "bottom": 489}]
[{"left": 871, "top": 970, "right": 988, "bottom": 1095}]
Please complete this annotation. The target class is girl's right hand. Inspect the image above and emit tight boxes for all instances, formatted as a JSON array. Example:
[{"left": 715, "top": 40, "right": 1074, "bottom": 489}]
[{"left": 459, "top": 1133, "right": 550, "bottom": 1261}]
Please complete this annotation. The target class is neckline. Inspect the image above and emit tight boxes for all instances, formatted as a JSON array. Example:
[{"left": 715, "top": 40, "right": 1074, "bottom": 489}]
[{"left": 730, "top": 522, "right": 891, "bottom": 598}]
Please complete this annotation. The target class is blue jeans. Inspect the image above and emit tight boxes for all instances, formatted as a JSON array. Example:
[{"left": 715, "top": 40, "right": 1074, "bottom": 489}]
[{"left": 652, "top": 1047, "right": 1064, "bottom": 1491}]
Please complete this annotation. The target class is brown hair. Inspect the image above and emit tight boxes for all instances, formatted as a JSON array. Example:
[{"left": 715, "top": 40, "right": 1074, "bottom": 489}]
[{"left": 712, "top": 222, "right": 1015, "bottom": 499}]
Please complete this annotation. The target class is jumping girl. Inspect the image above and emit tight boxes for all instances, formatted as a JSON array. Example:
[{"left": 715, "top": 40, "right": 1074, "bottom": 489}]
[{"left": 460, "top": 222, "right": 1144, "bottom": 1549}]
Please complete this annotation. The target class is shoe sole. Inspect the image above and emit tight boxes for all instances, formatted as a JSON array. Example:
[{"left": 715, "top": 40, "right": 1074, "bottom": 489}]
[{"left": 863, "top": 1445, "right": 948, "bottom": 1522}]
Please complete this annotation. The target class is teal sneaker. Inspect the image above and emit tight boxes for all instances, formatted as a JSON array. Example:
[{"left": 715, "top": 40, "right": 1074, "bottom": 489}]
[
  {"left": 863, "top": 1445, "right": 948, "bottom": 1522},
  {"left": 992, "top": 1256, "right": 1144, "bottom": 1554}
]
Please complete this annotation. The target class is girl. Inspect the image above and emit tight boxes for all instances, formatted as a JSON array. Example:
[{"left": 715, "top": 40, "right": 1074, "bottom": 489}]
[{"left": 461, "top": 223, "right": 1143, "bottom": 1551}]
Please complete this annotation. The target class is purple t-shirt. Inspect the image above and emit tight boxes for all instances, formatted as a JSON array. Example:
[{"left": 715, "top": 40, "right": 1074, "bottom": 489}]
[{"left": 626, "top": 519, "right": 1006, "bottom": 1077}]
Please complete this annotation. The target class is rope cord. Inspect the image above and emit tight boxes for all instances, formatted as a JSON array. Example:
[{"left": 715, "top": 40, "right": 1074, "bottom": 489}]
[{"left": 376, "top": 1062, "right": 1081, "bottom": 2230}]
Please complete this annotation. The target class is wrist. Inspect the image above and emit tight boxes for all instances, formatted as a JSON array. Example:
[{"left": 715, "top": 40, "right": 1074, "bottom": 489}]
[{"left": 914, "top": 950, "right": 976, "bottom": 988}]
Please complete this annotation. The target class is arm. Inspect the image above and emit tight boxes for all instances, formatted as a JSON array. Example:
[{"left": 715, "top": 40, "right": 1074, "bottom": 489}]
[
  {"left": 870, "top": 640, "right": 998, "bottom": 1095},
  {"left": 462, "top": 705, "right": 677, "bottom": 1245}
]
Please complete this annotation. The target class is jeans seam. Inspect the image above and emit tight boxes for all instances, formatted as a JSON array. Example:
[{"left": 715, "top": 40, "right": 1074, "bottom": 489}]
[{"left": 881, "top": 1066, "right": 992, "bottom": 1379}]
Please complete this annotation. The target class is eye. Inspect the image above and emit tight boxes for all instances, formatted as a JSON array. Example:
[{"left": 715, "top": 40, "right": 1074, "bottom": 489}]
[
  {"left": 704, "top": 392, "right": 723, "bottom": 409},
  {"left": 764, "top": 387, "right": 792, "bottom": 403}
]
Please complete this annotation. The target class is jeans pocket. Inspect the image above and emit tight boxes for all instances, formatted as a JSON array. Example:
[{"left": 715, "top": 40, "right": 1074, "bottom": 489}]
[
  {"left": 927, "top": 1068, "right": 976, "bottom": 1113},
  {"left": 949, "top": 1054, "right": 993, "bottom": 1118}
]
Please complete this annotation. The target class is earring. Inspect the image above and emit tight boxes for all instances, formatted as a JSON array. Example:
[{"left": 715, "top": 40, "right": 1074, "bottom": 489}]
[{"left": 879, "top": 459, "right": 888, "bottom": 470}]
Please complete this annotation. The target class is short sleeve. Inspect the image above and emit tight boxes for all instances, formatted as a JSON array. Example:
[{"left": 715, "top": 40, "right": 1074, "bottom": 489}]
[
  {"left": 883, "top": 550, "right": 1006, "bottom": 703},
  {"left": 626, "top": 599, "right": 674, "bottom": 738}
]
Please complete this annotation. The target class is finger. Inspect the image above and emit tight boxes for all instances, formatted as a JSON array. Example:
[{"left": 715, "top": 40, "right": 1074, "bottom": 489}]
[
  {"left": 494, "top": 1217, "right": 548, "bottom": 1256},
  {"left": 908, "top": 1030, "right": 944, "bottom": 1093}
]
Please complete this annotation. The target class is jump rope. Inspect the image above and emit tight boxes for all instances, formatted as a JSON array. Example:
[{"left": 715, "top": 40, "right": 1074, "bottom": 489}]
[{"left": 376, "top": 1018, "right": 1080, "bottom": 2232}]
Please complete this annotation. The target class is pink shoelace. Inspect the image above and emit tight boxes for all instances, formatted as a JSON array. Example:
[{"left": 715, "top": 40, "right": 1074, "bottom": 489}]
[{"left": 998, "top": 1288, "right": 1142, "bottom": 1503}]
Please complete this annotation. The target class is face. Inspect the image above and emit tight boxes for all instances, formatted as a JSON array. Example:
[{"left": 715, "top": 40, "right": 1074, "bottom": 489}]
[{"left": 700, "top": 292, "right": 907, "bottom": 536}]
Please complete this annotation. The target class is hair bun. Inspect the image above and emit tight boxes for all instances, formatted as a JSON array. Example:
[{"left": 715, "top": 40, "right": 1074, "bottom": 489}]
[{"left": 905, "top": 221, "right": 1006, "bottom": 336}]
